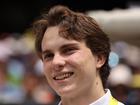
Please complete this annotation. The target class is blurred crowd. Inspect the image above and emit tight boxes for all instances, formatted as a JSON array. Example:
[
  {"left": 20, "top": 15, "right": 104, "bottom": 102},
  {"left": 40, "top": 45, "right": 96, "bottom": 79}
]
[
  {"left": 0, "top": 32, "right": 60, "bottom": 105},
  {"left": 0, "top": 31, "right": 140, "bottom": 105}
]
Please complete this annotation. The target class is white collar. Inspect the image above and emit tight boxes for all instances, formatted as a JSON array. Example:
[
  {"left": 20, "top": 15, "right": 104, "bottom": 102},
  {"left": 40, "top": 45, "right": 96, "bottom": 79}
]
[
  {"left": 89, "top": 89, "right": 111, "bottom": 105},
  {"left": 58, "top": 89, "right": 111, "bottom": 105}
]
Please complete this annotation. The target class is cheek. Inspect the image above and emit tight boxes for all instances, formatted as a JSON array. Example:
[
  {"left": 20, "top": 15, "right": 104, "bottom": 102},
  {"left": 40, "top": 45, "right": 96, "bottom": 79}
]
[
  {"left": 73, "top": 51, "right": 97, "bottom": 75},
  {"left": 67, "top": 52, "right": 85, "bottom": 66},
  {"left": 68, "top": 51, "right": 97, "bottom": 85},
  {"left": 43, "top": 62, "right": 51, "bottom": 76},
  {"left": 67, "top": 51, "right": 95, "bottom": 71},
  {"left": 43, "top": 63, "right": 54, "bottom": 86}
]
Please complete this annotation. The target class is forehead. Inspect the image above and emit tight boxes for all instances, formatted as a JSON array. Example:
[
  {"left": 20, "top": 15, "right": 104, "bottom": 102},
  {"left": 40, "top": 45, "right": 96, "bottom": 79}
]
[
  {"left": 42, "top": 26, "right": 85, "bottom": 50},
  {"left": 43, "top": 26, "right": 59, "bottom": 41}
]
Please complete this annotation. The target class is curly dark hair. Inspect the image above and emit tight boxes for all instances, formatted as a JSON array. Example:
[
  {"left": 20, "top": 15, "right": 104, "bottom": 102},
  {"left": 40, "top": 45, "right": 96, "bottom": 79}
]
[{"left": 32, "top": 5, "right": 111, "bottom": 88}]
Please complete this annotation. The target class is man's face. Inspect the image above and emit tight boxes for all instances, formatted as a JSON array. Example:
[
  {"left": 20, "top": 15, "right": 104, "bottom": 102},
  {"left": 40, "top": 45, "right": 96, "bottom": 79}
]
[{"left": 41, "top": 26, "right": 104, "bottom": 98}]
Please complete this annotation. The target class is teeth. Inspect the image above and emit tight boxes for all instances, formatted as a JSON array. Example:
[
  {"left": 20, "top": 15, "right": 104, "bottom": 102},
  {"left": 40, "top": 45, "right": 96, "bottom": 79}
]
[{"left": 54, "top": 72, "right": 73, "bottom": 80}]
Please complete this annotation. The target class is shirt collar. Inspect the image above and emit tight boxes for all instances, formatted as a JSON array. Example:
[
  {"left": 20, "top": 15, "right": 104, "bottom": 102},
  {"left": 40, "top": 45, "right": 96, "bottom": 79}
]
[
  {"left": 89, "top": 89, "right": 111, "bottom": 105},
  {"left": 58, "top": 89, "right": 111, "bottom": 105}
]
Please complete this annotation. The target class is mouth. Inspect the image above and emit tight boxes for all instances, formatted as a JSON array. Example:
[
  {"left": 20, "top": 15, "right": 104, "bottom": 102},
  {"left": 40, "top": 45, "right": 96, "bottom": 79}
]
[{"left": 53, "top": 72, "right": 74, "bottom": 80}]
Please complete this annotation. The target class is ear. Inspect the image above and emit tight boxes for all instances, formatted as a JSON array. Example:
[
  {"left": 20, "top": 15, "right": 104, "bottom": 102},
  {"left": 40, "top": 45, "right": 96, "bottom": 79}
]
[{"left": 96, "top": 55, "right": 106, "bottom": 69}]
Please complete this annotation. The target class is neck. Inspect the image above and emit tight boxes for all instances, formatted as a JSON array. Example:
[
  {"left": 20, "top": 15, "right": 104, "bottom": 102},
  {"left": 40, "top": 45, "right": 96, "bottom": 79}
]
[{"left": 61, "top": 77, "right": 105, "bottom": 105}]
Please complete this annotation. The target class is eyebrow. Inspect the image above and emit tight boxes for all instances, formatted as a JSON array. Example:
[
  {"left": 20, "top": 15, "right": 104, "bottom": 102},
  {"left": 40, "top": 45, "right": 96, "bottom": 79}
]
[
  {"left": 42, "top": 43, "right": 79, "bottom": 54},
  {"left": 60, "top": 43, "right": 79, "bottom": 50}
]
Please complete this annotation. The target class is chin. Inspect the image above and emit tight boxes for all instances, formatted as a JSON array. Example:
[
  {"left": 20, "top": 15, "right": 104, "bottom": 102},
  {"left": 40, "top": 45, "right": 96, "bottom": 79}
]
[{"left": 56, "top": 85, "right": 76, "bottom": 97}]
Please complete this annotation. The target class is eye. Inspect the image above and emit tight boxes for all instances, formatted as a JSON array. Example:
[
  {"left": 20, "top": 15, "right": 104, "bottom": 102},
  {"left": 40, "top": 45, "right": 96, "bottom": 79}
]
[
  {"left": 43, "top": 53, "right": 54, "bottom": 61},
  {"left": 62, "top": 47, "right": 77, "bottom": 55}
]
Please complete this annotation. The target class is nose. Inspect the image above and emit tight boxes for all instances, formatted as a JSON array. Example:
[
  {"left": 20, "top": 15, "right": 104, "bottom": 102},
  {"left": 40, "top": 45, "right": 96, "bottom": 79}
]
[{"left": 52, "top": 53, "right": 65, "bottom": 71}]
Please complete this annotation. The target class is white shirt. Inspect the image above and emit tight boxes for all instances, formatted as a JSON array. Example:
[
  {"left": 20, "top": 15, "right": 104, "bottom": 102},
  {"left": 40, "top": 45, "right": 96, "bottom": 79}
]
[{"left": 58, "top": 89, "right": 124, "bottom": 105}]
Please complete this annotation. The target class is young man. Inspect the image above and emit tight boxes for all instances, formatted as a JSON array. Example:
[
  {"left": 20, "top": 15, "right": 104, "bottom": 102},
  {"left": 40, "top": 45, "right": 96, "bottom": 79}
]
[{"left": 32, "top": 5, "right": 124, "bottom": 105}]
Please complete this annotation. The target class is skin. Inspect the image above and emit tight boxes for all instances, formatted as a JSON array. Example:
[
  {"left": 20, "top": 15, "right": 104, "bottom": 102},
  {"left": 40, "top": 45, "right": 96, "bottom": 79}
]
[{"left": 41, "top": 26, "right": 106, "bottom": 105}]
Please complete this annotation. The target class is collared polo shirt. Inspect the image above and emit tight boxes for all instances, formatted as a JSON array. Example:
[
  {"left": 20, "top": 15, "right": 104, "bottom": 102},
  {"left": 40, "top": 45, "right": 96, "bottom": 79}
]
[{"left": 58, "top": 89, "right": 124, "bottom": 105}]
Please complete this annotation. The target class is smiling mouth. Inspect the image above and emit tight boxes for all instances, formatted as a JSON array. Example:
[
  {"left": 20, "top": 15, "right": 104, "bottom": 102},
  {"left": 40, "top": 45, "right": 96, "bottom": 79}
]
[{"left": 53, "top": 72, "right": 74, "bottom": 80}]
